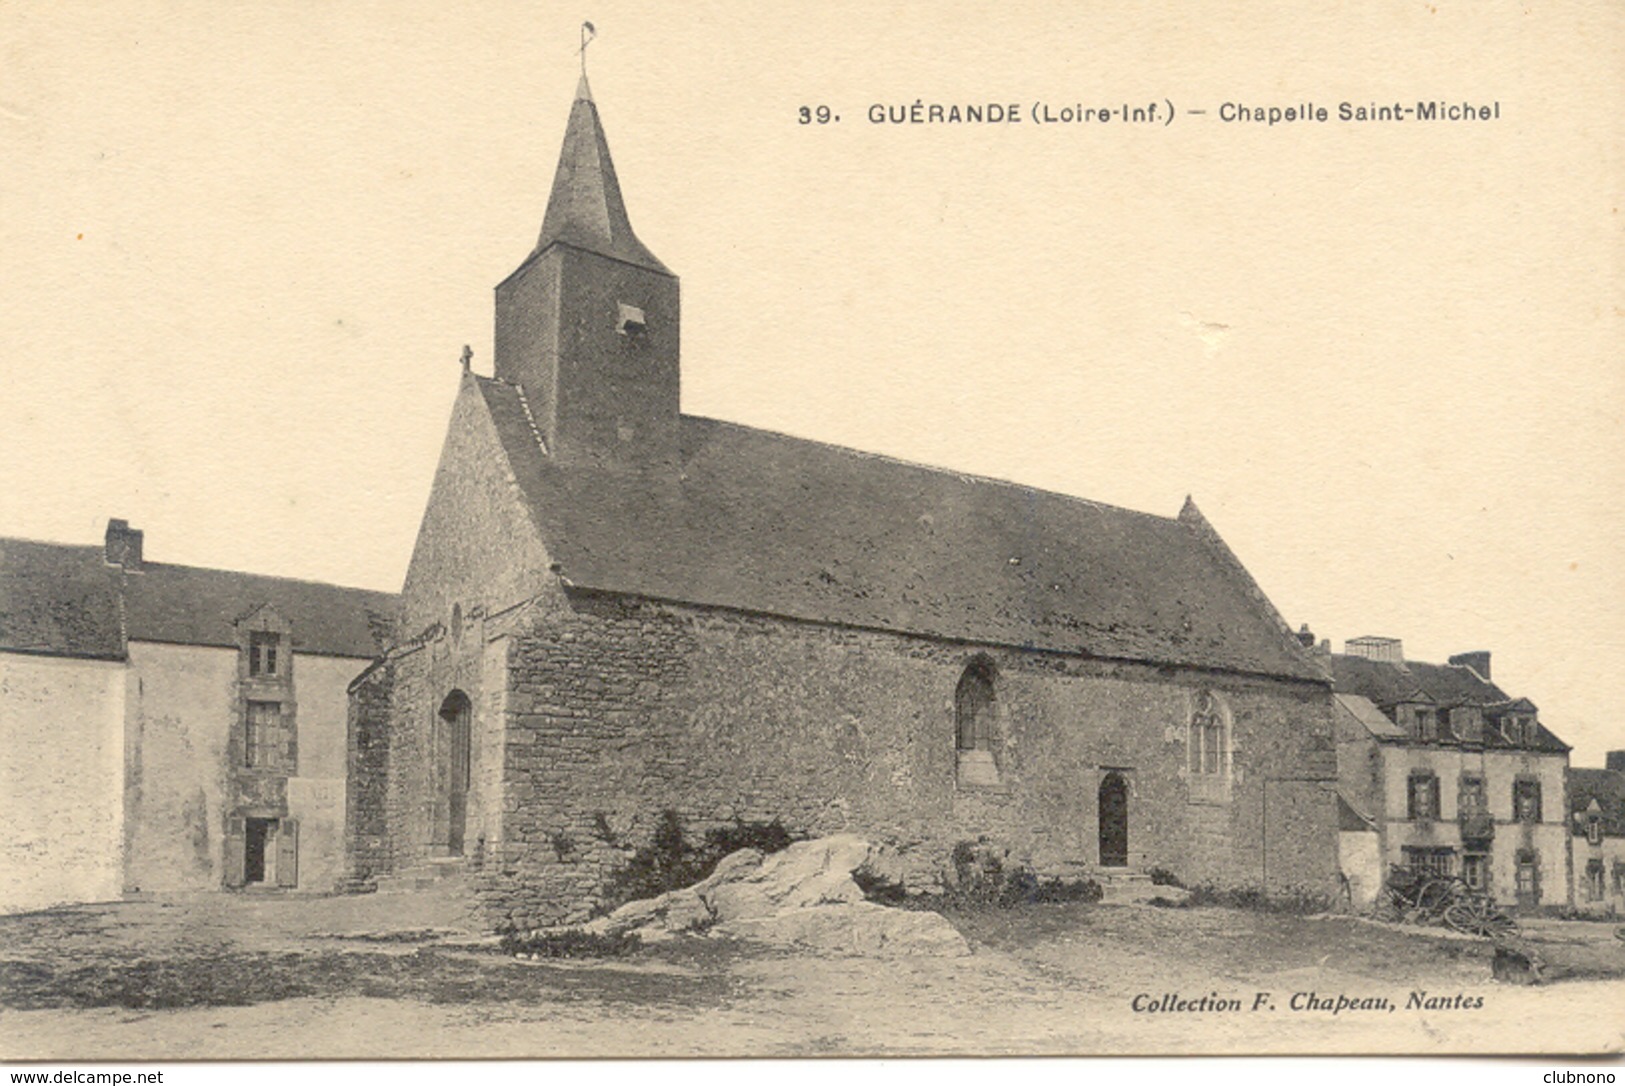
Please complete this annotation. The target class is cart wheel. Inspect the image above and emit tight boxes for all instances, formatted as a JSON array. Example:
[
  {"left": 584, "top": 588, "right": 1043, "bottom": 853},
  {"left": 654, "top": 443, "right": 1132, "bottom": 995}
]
[
  {"left": 1444, "top": 899, "right": 1519, "bottom": 939},
  {"left": 1443, "top": 901, "right": 1482, "bottom": 935}
]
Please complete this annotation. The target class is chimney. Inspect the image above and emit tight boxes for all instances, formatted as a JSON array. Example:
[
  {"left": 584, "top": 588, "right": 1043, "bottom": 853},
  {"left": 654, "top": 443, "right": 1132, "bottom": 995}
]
[
  {"left": 1296, "top": 623, "right": 1317, "bottom": 648},
  {"left": 1344, "top": 635, "right": 1403, "bottom": 663},
  {"left": 1607, "top": 750, "right": 1625, "bottom": 774},
  {"left": 104, "top": 518, "right": 143, "bottom": 571},
  {"left": 1448, "top": 651, "right": 1491, "bottom": 680}
]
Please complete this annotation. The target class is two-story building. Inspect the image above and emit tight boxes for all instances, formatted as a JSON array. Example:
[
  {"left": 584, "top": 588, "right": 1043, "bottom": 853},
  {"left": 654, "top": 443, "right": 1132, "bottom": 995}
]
[
  {"left": 1568, "top": 752, "right": 1625, "bottom": 916},
  {"left": 0, "top": 519, "right": 396, "bottom": 913},
  {"left": 1332, "top": 636, "right": 1572, "bottom": 913}
]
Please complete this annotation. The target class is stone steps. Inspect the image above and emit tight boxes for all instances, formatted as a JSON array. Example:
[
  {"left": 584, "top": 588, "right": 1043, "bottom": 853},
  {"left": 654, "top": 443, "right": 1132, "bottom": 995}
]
[{"left": 372, "top": 858, "right": 469, "bottom": 895}]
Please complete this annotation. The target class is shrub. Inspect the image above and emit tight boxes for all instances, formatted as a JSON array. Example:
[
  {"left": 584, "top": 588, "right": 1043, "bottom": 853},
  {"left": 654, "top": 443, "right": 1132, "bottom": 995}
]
[
  {"left": 927, "top": 868, "right": 1102, "bottom": 911},
  {"left": 1176, "top": 882, "right": 1329, "bottom": 915},
  {"left": 590, "top": 811, "right": 621, "bottom": 847},
  {"left": 703, "top": 819, "right": 795, "bottom": 859},
  {"left": 882, "top": 839, "right": 1101, "bottom": 912},
  {"left": 1148, "top": 867, "right": 1183, "bottom": 887},
  {"left": 600, "top": 809, "right": 797, "bottom": 909},
  {"left": 852, "top": 865, "right": 908, "bottom": 905},
  {"left": 501, "top": 929, "right": 642, "bottom": 959}
]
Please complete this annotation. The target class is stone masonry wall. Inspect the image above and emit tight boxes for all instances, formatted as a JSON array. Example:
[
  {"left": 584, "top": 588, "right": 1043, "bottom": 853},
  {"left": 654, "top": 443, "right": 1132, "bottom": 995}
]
[
  {"left": 345, "top": 659, "right": 394, "bottom": 887},
  {"left": 474, "top": 590, "right": 1339, "bottom": 929}
]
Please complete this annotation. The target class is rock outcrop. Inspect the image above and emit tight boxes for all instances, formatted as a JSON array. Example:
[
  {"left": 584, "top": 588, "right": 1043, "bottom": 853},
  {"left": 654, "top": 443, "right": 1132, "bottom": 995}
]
[{"left": 570, "top": 834, "right": 970, "bottom": 957}]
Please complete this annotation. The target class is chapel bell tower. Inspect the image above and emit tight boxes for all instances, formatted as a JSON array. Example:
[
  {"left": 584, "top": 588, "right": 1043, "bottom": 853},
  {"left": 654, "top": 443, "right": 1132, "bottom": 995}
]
[{"left": 493, "top": 75, "right": 679, "bottom": 469}]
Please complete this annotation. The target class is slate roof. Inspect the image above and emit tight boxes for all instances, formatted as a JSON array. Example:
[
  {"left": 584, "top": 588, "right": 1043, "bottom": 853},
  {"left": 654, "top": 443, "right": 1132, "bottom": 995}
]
[
  {"left": 1330, "top": 652, "right": 1568, "bottom": 753},
  {"left": 1337, "top": 792, "right": 1378, "bottom": 832},
  {"left": 1335, "top": 692, "right": 1407, "bottom": 739},
  {"left": 475, "top": 376, "right": 1324, "bottom": 682},
  {"left": 0, "top": 534, "right": 397, "bottom": 660},
  {"left": 519, "top": 75, "right": 670, "bottom": 277},
  {"left": 1407, "top": 660, "right": 1512, "bottom": 707},
  {"left": 1569, "top": 768, "right": 1625, "bottom": 837},
  {"left": 1329, "top": 654, "right": 1435, "bottom": 707},
  {"left": 0, "top": 540, "right": 125, "bottom": 659}
]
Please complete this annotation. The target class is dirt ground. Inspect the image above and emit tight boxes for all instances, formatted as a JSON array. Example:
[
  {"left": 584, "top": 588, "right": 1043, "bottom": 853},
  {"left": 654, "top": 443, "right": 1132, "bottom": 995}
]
[{"left": 2, "top": 888, "right": 1622, "bottom": 1059}]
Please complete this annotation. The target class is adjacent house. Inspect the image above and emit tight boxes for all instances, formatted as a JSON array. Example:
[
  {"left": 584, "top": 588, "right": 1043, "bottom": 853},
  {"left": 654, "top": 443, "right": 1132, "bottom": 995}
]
[
  {"left": 344, "top": 77, "right": 1343, "bottom": 931},
  {"left": 1568, "top": 752, "right": 1625, "bottom": 916},
  {"left": 0, "top": 520, "right": 396, "bottom": 913},
  {"left": 1331, "top": 636, "right": 1573, "bottom": 912}
]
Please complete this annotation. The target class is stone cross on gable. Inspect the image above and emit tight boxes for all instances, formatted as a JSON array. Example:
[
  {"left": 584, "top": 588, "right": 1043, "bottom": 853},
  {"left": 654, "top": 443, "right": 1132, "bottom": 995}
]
[{"left": 460, "top": 344, "right": 472, "bottom": 373}]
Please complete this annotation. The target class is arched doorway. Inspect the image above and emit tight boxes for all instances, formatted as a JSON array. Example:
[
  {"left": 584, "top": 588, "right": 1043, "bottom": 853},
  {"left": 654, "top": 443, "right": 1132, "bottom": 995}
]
[
  {"left": 1098, "top": 772, "right": 1128, "bottom": 867},
  {"left": 439, "top": 691, "right": 472, "bottom": 857}
]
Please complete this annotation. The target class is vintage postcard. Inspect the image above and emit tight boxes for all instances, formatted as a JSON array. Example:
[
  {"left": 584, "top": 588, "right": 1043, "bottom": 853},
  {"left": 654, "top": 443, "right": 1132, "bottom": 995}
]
[{"left": 1, "top": 0, "right": 1621, "bottom": 1067}]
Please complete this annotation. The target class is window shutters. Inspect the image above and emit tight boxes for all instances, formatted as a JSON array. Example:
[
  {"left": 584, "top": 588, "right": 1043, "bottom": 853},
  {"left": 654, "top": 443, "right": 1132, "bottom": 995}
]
[
  {"left": 275, "top": 819, "right": 299, "bottom": 888},
  {"left": 283, "top": 704, "right": 298, "bottom": 775},
  {"left": 224, "top": 816, "right": 247, "bottom": 888}
]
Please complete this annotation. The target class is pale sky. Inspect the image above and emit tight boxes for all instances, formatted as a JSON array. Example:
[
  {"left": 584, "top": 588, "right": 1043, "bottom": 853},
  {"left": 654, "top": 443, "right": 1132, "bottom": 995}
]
[{"left": 2, "top": 2, "right": 1620, "bottom": 763}]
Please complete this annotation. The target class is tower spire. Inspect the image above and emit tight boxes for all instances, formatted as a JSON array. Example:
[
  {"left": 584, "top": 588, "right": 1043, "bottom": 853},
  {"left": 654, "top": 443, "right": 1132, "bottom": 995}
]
[
  {"left": 531, "top": 35, "right": 667, "bottom": 274},
  {"left": 494, "top": 51, "right": 681, "bottom": 470}
]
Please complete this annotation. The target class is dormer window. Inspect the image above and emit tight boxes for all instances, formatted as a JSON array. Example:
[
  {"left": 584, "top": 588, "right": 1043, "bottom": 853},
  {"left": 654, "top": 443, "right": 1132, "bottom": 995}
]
[
  {"left": 249, "top": 632, "right": 281, "bottom": 678},
  {"left": 1416, "top": 708, "right": 1436, "bottom": 742},
  {"left": 1587, "top": 815, "right": 1604, "bottom": 847}
]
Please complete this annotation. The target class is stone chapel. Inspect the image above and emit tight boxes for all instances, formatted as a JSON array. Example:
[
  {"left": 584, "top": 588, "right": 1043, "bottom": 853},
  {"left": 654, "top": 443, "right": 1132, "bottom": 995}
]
[{"left": 345, "top": 76, "right": 1340, "bottom": 929}]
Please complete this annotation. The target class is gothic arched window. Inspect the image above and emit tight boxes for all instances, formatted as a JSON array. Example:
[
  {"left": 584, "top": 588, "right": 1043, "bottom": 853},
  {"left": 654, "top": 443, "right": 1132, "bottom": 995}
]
[
  {"left": 954, "top": 657, "right": 1001, "bottom": 787},
  {"left": 955, "top": 658, "right": 997, "bottom": 754},
  {"left": 1188, "top": 690, "right": 1229, "bottom": 777}
]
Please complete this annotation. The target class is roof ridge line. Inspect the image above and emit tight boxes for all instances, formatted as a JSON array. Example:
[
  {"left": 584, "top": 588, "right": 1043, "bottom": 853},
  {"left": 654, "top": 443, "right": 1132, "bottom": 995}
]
[
  {"left": 0, "top": 535, "right": 104, "bottom": 550},
  {"left": 133, "top": 560, "right": 398, "bottom": 598},
  {"left": 2, "top": 534, "right": 395, "bottom": 597}
]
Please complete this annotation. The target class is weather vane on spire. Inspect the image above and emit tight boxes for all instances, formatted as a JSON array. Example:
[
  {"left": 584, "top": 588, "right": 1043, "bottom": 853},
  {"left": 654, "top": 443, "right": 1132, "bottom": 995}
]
[{"left": 578, "top": 21, "right": 596, "bottom": 76}]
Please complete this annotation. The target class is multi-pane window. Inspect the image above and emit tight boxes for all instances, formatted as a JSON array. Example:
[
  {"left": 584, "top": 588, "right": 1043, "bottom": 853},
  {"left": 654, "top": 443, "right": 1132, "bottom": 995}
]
[
  {"left": 248, "top": 632, "right": 281, "bottom": 678},
  {"left": 1587, "top": 816, "right": 1604, "bottom": 846},
  {"left": 1586, "top": 860, "right": 1606, "bottom": 901},
  {"left": 1515, "top": 850, "right": 1540, "bottom": 903},
  {"left": 1513, "top": 779, "right": 1542, "bottom": 823},
  {"left": 1188, "top": 691, "right": 1227, "bottom": 776},
  {"left": 1416, "top": 709, "right": 1436, "bottom": 741},
  {"left": 1458, "top": 776, "right": 1486, "bottom": 816},
  {"left": 1407, "top": 772, "right": 1440, "bottom": 822},
  {"left": 1462, "top": 853, "right": 1489, "bottom": 890},
  {"left": 1403, "top": 846, "right": 1454, "bottom": 878},
  {"left": 245, "top": 700, "right": 286, "bottom": 769}
]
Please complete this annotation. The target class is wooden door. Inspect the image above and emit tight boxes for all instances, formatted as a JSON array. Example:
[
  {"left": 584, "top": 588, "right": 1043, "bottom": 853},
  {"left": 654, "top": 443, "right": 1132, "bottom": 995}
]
[{"left": 275, "top": 819, "right": 299, "bottom": 888}]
